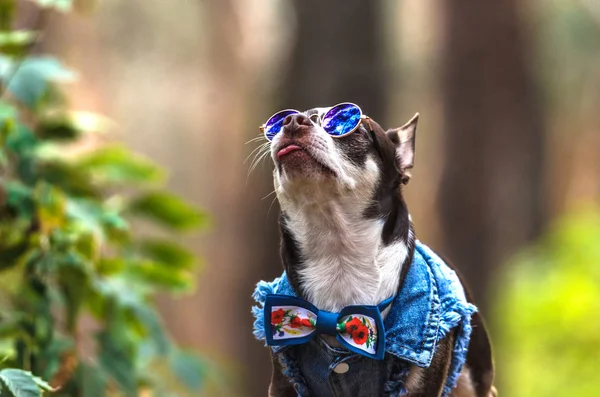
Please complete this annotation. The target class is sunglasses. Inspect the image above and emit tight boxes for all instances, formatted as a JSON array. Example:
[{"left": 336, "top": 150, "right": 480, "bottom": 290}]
[{"left": 260, "top": 102, "right": 372, "bottom": 141}]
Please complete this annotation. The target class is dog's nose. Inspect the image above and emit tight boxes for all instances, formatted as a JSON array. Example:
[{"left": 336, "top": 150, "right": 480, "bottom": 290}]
[{"left": 282, "top": 114, "right": 312, "bottom": 136}]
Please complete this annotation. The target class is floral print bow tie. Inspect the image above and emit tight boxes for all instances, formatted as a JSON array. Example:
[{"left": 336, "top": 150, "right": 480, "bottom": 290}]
[{"left": 263, "top": 294, "right": 394, "bottom": 360}]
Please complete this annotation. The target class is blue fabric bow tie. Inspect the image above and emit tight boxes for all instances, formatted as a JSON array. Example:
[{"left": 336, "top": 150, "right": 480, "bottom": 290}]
[{"left": 264, "top": 294, "right": 394, "bottom": 360}]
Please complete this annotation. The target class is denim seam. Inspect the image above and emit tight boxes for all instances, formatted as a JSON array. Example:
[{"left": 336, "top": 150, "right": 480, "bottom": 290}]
[
  {"left": 385, "top": 251, "right": 441, "bottom": 367},
  {"left": 420, "top": 260, "right": 440, "bottom": 355}
]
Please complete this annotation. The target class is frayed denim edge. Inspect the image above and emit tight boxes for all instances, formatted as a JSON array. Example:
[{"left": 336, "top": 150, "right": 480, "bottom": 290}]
[
  {"left": 251, "top": 279, "right": 277, "bottom": 343},
  {"left": 439, "top": 301, "right": 477, "bottom": 397},
  {"left": 278, "top": 351, "right": 310, "bottom": 396},
  {"left": 252, "top": 279, "right": 306, "bottom": 395}
]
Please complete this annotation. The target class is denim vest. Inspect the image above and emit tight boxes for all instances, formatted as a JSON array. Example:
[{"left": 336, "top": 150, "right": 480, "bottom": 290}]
[{"left": 252, "top": 241, "right": 476, "bottom": 397}]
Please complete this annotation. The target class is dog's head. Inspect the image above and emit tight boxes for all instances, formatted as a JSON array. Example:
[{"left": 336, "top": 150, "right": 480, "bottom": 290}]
[
  {"left": 261, "top": 105, "right": 418, "bottom": 303},
  {"left": 269, "top": 106, "right": 418, "bottom": 226}
]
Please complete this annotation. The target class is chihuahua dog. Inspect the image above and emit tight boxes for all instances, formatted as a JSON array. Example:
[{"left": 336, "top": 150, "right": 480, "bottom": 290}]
[{"left": 254, "top": 104, "right": 496, "bottom": 397}]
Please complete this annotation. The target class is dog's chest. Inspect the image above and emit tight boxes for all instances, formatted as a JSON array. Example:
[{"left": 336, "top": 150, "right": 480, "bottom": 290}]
[
  {"left": 296, "top": 216, "right": 382, "bottom": 312},
  {"left": 287, "top": 204, "right": 408, "bottom": 313}
]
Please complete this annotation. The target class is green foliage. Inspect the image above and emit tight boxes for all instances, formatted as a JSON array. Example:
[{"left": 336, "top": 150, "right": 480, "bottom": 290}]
[
  {"left": 493, "top": 207, "right": 600, "bottom": 396},
  {"left": 537, "top": 1, "right": 600, "bottom": 112},
  {"left": 128, "top": 192, "right": 209, "bottom": 231},
  {"left": 0, "top": 369, "right": 54, "bottom": 397},
  {"left": 30, "top": 0, "right": 72, "bottom": 13},
  {"left": 0, "top": 1, "right": 209, "bottom": 396}
]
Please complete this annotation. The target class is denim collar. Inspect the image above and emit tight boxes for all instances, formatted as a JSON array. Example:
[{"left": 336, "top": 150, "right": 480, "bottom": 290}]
[{"left": 252, "top": 241, "right": 476, "bottom": 369}]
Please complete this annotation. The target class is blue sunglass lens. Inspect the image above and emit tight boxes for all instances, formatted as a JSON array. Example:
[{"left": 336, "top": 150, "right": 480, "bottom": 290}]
[
  {"left": 264, "top": 110, "right": 300, "bottom": 140},
  {"left": 322, "top": 103, "right": 362, "bottom": 137}
]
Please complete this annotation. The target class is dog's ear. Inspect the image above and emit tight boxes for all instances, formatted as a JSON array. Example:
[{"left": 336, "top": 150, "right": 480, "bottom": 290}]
[{"left": 386, "top": 113, "right": 418, "bottom": 184}]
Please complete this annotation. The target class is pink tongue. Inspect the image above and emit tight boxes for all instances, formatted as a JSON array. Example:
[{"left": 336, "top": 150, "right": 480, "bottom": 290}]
[{"left": 277, "top": 144, "right": 302, "bottom": 159}]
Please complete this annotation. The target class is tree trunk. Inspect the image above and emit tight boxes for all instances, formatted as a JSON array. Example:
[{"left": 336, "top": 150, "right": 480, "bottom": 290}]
[
  {"left": 439, "top": 0, "right": 546, "bottom": 308},
  {"left": 281, "top": 0, "right": 387, "bottom": 119}
]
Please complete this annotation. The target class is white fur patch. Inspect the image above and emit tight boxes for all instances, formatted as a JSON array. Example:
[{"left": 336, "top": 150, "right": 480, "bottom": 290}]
[{"left": 376, "top": 238, "right": 410, "bottom": 305}]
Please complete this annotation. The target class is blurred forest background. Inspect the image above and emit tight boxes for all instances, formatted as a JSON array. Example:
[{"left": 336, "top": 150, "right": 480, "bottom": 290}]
[{"left": 4, "top": 0, "right": 600, "bottom": 396}]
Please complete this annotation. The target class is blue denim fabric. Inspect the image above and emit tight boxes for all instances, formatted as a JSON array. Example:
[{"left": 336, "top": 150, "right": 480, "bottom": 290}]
[{"left": 252, "top": 241, "right": 476, "bottom": 396}]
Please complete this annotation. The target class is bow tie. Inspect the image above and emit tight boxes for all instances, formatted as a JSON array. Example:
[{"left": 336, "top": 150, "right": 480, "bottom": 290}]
[{"left": 264, "top": 294, "right": 394, "bottom": 360}]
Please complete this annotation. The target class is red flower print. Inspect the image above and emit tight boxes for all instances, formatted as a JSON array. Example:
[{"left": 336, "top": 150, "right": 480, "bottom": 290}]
[
  {"left": 352, "top": 325, "right": 369, "bottom": 345},
  {"left": 346, "top": 317, "right": 362, "bottom": 335},
  {"left": 290, "top": 316, "right": 302, "bottom": 328},
  {"left": 301, "top": 318, "right": 313, "bottom": 328},
  {"left": 271, "top": 309, "right": 285, "bottom": 325}
]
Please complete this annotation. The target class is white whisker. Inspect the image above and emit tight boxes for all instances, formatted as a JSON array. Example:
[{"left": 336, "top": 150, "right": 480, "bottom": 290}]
[
  {"left": 262, "top": 189, "right": 277, "bottom": 201},
  {"left": 245, "top": 134, "right": 266, "bottom": 145},
  {"left": 249, "top": 149, "right": 271, "bottom": 175},
  {"left": 267, "top": 195, "right": 279, "bottom": 218},
  {"left": 244, "top": 142, "right": 270, "bottom": 164},
  {"left": 246, "top": 147, "right": 272, "bottom": 184},
  {"left": 247, "top": 145, "right": 271, "bottom": 173}
]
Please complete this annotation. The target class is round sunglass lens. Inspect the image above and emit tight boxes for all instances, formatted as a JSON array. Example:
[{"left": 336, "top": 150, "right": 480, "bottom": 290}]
[
  {"left": 321, "top": 103, "right": 361, "bottom": 137},
  {"left": 264, "top": 110, "right": 299, "bottom": 140}
]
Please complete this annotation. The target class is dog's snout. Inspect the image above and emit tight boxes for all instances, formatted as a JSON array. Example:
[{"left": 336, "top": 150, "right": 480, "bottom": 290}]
[{"left": 282, "top": 114, "right": 312, "bottom": 136}]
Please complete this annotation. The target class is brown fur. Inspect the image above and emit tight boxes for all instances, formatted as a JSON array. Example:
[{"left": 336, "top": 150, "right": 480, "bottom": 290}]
[
  {"left": 405, "top": 330, "right": 456, "bottom": 396},
  {"left": 269, "top": 351, "right": 296, "bottom": 397}
]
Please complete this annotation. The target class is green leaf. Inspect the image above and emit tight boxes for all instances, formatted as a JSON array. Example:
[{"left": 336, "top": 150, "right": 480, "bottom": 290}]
[
  {"left": 127, "top": 260, "right": 194, "bottom": 292},
  {"left": 128, "top": 191, "right": 209, "bottom": 231},
  {"left": 35, "top": 111, "right": 114, "bottom": 142},
  {"left": 129, "top": 306, "right": 170, "bottom": 356},
  {"left": 31, "top": 0, "right": 73, "bottom": 12},
  {"left": 3, "top": 180, "right": 34, "bottom": 220},
  {"left": 37, "top": 161, "right": 99, "bottom": 197},
  {"left": 34, "top": 182, "right": 67, "bottom": 232},
  {"left": 36, "top": 337, "right": 74, "bottom": 382},
  {"left": 75, "top": 146, "right": 164, "bottom": 184},
  {"left": 68, "top": 111, "right": 113, "bottom": 134},
  {"left": 6, "top": 123, "right": 37, "bottom": 157},
  {"left": 36, "top": 118, "right": 79, "bottom": 141},
  {"left": 0, "top": 31, "right": 38, "bottom": 56},
  {"left": 58, "top": 265, "right": 89, "bottom": 331},
  {"left": 138, "top": 239, "right": 197, "bottom": 270},
  {"left": 31, "top": 375, "right": 53, "bottom": 392},
  {"left": 0, "top": 148, "right": 7, "bottom": 169},
  {"left": 0, "top": 1, "right": 15, "bottom": 31},
  {"left": 0, "top": 368, "right": 49, "bottom": 397},
  {"left": 0, "top": 338, "right": 16, "bottom": 362},
  {"left": 66, "top": 198, "right": 110, "bottom": 237},
  {"left": 96, "top": 258, "right": 125, "bottom": 275},
  {"left": 0, "top": 240, "right": 28, "bottom": 272},
  {"left": 4, "top": 123, "right": 38, "bottom": 185},
  {"left": 0, "top": 103, "right": 17, "bottom": 144},
  {"left": 97, "top": 330, "right": 137, "bottom": 397},
  {"left": 169, "top": 350, "right": 205, "bottom": 391},
  {"left": 78, "top": 363, "right": 107, "bottom": 397},
  {"left": 4, "top": 56, "right": 75, "bottom": 109}
]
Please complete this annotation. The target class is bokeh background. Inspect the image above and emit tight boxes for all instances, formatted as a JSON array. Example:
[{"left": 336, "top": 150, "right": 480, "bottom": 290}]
[{"left": 31, "top": 0, "right": 600, "bottom": 395}]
